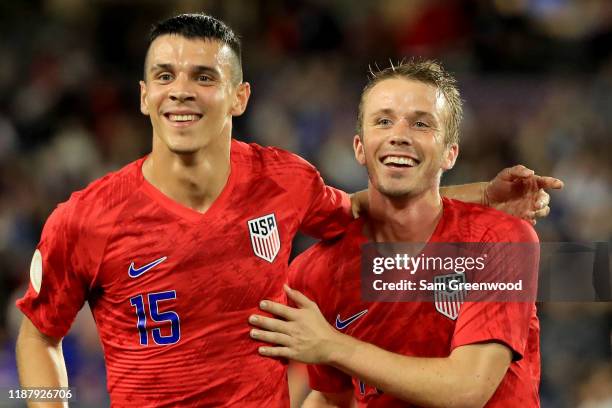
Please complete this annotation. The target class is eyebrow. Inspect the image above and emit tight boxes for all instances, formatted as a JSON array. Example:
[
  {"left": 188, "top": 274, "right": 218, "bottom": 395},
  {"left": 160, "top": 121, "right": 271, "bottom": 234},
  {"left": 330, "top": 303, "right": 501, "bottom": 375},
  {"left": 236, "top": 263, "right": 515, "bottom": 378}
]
[
  {"left": 369, "top": 109, "right": 437, "bottom": 122},
  {"left": 369, "top": 108, "right": 394, "bottom": 118},
  {"left": 149, "top": 63, "right": 221, "bottom": 77},
  {"left": 412, "top": 110, "right": 437, "bottom": 122}
]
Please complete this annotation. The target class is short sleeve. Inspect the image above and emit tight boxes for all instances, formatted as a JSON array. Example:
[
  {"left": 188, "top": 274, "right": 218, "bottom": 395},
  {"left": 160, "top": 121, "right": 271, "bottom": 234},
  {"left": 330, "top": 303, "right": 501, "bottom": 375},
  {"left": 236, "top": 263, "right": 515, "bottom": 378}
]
[
  {"left": 452, "top": 217, "right": 540, "bottom": 360},
  {"left": 297, "top": 165, "right": 352, "bottom": 240},
  {"left": 451, "top": 302, "right": 535, "bottom": 361},
  {"left": 16, "top": 202, "right": 91, "bottom": 339}
]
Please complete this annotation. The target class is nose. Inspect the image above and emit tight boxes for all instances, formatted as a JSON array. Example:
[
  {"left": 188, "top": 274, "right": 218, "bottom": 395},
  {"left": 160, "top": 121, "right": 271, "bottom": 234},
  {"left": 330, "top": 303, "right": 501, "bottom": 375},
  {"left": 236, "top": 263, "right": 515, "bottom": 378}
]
[
  {"left": 389, "top": 119, "right": 413, "bottom": 146},
  {"left": 169, "top": 74, "right": 196, "bottom": 102},
  {"left": 389, "top": 136, "right": 412, "bottom": 146}
]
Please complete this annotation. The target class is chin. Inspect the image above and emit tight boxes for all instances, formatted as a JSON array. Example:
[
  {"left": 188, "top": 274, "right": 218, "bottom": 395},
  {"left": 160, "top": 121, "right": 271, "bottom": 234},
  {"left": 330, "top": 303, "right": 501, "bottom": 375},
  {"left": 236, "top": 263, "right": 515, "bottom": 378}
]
[
  {"left": 373, "top": 179, "right": 413, "bottom": 198},
  {"left": 165, "top": 137, "right": 207, "bottom": 155},
  {"left": 379, "top": 187, "right": 414, "bottom": 198},
  {"left": 167, "top": 145, "right": 201, "bottom": 155}
]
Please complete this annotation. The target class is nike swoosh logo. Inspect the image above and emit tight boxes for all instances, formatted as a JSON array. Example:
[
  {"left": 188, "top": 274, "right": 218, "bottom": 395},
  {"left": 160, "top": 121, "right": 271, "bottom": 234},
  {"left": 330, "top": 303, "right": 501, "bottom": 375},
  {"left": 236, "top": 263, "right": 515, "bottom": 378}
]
[
  {"left": 335, "top": 309, "right": 368, "bottom": 330},
  {"left": 128, "top": 256, "right": 167, "bottom": 278}
]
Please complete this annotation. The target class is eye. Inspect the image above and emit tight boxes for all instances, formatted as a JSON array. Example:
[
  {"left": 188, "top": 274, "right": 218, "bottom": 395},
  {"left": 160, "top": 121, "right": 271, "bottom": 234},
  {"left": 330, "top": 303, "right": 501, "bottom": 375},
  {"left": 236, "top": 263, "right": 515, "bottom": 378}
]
[
  {"left": 376, "top": 118, "right": 393, "bottom": 127},
  {"left": 197, "top": 74, "right": 213, "bottom": 83},
  {"left": 158, "top": 73, "right": 173, "bottom": 82},
  {"left": 414, "top": 121, "right": 430, "bottom": 128}
]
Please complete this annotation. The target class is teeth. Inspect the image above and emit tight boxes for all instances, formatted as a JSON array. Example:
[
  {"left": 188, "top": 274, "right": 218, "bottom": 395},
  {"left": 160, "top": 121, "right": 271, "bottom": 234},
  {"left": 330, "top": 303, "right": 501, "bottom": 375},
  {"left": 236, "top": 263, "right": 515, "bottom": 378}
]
[
  {"left": 168, "top": 114, "right": 198, "bottom": 122},
  {"left": 382, "top": 156, "right": 418, "bottom": 166}
]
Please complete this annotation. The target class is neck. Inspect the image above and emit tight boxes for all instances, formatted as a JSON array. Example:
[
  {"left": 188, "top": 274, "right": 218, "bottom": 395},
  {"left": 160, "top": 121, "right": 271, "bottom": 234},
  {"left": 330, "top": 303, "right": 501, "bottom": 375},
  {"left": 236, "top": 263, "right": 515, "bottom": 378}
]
[
  {"left": 366, "top": 185, "right": 443, "bottom": 243},
  {"left": 143, "top": 136, "right": 232, "bottom": 213}
]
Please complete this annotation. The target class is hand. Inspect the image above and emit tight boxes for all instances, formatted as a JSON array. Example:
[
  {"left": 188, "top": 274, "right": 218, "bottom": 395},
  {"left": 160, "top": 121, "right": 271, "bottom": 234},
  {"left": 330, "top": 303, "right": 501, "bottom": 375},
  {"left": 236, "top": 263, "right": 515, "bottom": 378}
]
[
  {"left": 484, "top": 165, "right": 564, "bottom": 225},
  {"left": 350, "top": 190, "right": 368, "bottom": 218},
  {"left": 249, "top": 285, "right": 342, "bottom": 364}
]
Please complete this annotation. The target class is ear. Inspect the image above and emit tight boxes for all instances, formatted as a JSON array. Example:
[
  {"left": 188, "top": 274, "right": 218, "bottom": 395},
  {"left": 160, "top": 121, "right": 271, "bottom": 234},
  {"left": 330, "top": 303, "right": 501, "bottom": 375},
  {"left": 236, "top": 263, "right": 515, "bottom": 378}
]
[
  {"left": 353, "top": 134, "right": 366, "bottom": 166},
  {"left": 140, "top": 80, "right": 149, "bottom": 116},
  {"left": 441, "top": 143, "right": 459, "bottom": 171},
  {"left": 230, "top": 82, "right": 251, "bottom": 116}
]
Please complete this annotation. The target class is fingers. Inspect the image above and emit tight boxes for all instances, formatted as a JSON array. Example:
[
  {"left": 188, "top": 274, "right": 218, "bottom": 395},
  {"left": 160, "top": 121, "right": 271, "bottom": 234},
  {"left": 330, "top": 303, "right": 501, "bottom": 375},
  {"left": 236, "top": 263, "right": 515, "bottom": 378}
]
[
  {"left": 250, "top": 328, "right": 292, "bottom": 346},
  {"left": 503, "top": 165, "right": 565, "bottom": 191},
  {"left": 535, "top": 175, "right": 564, "bottom": 190},
  {"left": 534, "top": 206, "right": 550, "bottom": 218},
  {"left": 249, "top": 314, "right": 291, "bottom": 334},
  {"left": 503, "top": 164, "right": 535, "bottom": 180},
  {"left": 259, "top": 300, "right": 297, "bottom": 320},
  {"left": 535, "top": 190, "right": 550, "bottom": 210},
  {"left": 258, "top": 346, "right": 293, "bottom": 358},
  {"left": 532, "top": 189, "right": 551, "bottom": 219},
  {"left": 349, "top": 193, "right": 359, "bottom": 218},
  {"left": 284, "top": 285, "right": 315, "bottom": 309},
  {"left": 522, "top": 205, "right": 550, "bottom": 224}
]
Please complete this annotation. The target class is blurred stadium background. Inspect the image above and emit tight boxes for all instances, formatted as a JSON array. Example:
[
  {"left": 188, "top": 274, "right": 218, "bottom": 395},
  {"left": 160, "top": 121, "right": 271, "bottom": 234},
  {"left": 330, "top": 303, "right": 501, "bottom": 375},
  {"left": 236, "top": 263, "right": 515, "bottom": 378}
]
[{"left": 0, "top": 0, "right": 610, "bottom": 406}]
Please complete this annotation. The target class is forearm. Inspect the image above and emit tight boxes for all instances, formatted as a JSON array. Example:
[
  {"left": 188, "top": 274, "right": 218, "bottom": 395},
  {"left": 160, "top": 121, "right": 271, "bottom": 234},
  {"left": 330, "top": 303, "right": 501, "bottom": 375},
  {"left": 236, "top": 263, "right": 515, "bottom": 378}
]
[
  {"left": 302, "top": 390, "right": 353, "bottom": 408},
  {"left": 440, "top": 182, "right": 488, "bottom": 205},
  {"left": 353, "top": 184, "right": 488, "bottom": 216},
  {"left": 16, "top": 318, "right": 68, "bottom": 407},
  {"left": 327, "top": 334, "right": 497, "bottom": 408}
]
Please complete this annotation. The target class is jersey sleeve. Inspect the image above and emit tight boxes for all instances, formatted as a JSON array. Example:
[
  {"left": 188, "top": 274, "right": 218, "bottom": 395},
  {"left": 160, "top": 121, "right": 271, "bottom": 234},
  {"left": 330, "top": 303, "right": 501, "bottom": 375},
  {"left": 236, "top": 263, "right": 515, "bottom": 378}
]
[
  {"left": 16, "top": 201, "right": 92, "bottom": 339},
  {"left": 452, "top": 218, "right": 539, "bottom": 360},
  {"left": 451, "top": 302, "right": 535, "bottom": 361},
  {"left": 293, "top": 158, "right": 352, "bottom": 240}
]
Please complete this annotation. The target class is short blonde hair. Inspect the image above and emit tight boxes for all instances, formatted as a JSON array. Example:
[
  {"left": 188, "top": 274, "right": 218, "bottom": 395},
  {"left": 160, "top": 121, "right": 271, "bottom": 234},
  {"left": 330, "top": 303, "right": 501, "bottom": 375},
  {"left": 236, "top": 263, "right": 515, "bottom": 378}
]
[{"left": 357, "top": 59, "right": 463, "bottom": 146}]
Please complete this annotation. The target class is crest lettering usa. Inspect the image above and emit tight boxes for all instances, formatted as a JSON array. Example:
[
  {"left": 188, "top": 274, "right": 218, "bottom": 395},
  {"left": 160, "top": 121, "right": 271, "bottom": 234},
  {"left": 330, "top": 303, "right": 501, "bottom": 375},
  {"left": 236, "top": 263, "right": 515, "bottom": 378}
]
[
  {"left": 247, "top": 214, "right": 280, "bottom": 262},
  {"left": 433, "top": 273, "right": 467, "bottom": 320}
]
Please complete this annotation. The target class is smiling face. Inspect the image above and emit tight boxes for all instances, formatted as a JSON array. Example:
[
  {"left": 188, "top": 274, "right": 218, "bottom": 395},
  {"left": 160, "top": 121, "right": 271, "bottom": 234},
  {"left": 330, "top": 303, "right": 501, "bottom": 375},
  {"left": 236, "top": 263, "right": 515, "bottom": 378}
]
[
  {"left": 140, "top": 34, "right": 249, "bottom": 155},
  {"left": 354, "top": 77, "right": 458, "bottom": 198}
]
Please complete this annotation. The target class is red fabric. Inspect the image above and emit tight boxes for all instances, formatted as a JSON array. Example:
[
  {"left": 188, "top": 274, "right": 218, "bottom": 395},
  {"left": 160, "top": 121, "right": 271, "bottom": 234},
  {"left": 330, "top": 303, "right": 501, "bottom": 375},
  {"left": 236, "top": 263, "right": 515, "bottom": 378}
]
[
  {"left": 289, "top": 198, "right": 540, "bottom": 407},
  {"left": 17, "top": 139, "right": 352, "bottom": 407}
]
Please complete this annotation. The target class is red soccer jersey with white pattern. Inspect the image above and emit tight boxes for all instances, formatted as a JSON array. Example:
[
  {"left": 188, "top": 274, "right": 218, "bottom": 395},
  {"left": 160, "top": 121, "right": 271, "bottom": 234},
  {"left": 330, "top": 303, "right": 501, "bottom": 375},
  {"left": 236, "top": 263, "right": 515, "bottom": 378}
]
[
  {"left": 289, "top": 198, "right": 541, "bottom": 407},
  {"left": 17, "top": 139, "right": 352, "bottom": 407}
]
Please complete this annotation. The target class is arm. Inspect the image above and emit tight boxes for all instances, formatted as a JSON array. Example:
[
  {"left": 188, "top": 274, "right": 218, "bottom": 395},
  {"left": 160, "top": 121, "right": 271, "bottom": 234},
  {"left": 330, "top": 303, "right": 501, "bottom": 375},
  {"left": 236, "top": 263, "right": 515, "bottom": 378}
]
[
  {"left": 352, "top": 165, "right": 564, "bottom": 223},
  {"left": 442, "top": 165, "right": 563, "bottom": 224},
  {"left": 439, "top": 183, "right": 487, "bottom": 205},
  {"left": 16, "top": 316, "right": 68, "bottom": 408},
  {"left": 250, "top": 286, "right": 512, "bottom": 408},
  {"left": 320, "top": 339, "right": 509, "bottom": 408},
  {"left": 302, "top": 390, "right": 354, "bottom": 408}
]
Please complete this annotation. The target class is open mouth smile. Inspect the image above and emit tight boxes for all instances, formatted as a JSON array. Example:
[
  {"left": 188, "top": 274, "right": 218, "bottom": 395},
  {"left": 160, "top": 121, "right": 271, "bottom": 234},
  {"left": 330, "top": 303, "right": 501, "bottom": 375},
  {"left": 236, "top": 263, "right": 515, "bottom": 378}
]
[
  {"left": 163, "top": 112, "right": 203, "bottom": 126},
  {"left": 380, "top": 155, "right": 420, "bottom": 168}
]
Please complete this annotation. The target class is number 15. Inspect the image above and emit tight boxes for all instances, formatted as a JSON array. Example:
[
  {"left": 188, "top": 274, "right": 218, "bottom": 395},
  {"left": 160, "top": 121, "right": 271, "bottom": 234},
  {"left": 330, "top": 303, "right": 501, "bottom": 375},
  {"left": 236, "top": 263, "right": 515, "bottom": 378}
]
[{"left": 130, "top": 290, "right": 181, "bottom": 346}]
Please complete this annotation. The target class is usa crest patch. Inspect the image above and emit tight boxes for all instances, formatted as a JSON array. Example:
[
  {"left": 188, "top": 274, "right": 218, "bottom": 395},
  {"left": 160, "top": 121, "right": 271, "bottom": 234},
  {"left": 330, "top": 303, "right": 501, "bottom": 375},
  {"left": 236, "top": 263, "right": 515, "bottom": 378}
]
[
  {"left": 433, "top": 273, "right": 467, "bottom": 320},
  {"left": 247, "top": 213, "right": 280, "bottom": 263}
]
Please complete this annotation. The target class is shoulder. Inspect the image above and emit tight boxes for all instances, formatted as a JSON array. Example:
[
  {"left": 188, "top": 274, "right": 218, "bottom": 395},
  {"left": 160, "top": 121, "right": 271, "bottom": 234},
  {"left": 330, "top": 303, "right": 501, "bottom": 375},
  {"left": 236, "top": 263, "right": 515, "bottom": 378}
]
[
  {"left": 290, "top": 238, "right": 343, "bottom": 277},
  {"left": 232, "top": 139, "right": 318, "bottom": 177},
  {"left": 49, "top": 158, "right": 145, "bottom": 233},
  {"left": 289, "top": 222, "right": 362, "bottom": 292},
  {"left": 70, "top": 158, "right": 144, "bottom": 206},
  {"left": 442, "top": 198, "right": 538, "bottom": 243}
]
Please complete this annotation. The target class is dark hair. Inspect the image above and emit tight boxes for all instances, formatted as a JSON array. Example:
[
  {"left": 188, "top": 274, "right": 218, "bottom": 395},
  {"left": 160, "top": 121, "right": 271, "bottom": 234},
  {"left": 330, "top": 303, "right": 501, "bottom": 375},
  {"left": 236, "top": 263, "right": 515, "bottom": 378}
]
[
  {"left": 357, "top": 59, "right": 462, "bottom": 146},
  {"left": 145, "top": 13, "right": 242, "bottom": 83}
]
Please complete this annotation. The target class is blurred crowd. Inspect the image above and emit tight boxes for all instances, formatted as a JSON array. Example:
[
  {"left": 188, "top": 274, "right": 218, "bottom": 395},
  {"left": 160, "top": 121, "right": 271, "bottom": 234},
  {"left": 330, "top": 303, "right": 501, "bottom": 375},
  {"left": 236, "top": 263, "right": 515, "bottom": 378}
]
[{"left": 0, "top": 0, "right": 610, "bottom": 406}]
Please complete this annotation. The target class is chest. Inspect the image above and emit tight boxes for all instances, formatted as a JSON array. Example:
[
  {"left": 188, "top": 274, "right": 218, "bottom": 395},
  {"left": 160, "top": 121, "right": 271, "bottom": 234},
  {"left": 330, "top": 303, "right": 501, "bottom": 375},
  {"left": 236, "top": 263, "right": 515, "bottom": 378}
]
[
  {"left": 326, "top": 256, "right": 459, "bottom": 357},
  {"left": 92, "top": 196, "right": 299, "bottom": 307}
]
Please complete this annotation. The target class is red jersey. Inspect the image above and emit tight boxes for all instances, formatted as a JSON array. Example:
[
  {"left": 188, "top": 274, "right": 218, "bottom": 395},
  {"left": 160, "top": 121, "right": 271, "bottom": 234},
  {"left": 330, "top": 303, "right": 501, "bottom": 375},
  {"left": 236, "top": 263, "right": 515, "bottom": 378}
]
[
  {"left": 289, "top": 198, "right": 540, "bottom": 407},
  {"left": 17, "top": 140, "right": 352, "bottom": 407}
]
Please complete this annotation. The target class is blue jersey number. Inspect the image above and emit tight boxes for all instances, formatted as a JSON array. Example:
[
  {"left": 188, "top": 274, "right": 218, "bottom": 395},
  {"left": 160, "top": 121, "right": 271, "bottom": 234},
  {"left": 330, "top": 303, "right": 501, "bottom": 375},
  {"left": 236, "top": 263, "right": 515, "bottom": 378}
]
[{"left": 130, "top": 290, "right": 181, "bottom": 346}]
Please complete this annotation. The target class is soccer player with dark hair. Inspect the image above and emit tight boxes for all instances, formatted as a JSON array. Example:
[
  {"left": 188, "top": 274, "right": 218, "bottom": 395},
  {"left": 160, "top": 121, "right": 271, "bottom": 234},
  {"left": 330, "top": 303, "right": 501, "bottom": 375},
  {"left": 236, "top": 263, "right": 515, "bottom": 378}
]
[
  {"left": 16, "top": 14, "right": 557, "bottom": 407},
  {"left": 250, "top": 60, "right": 543, "bottom": 407}
]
